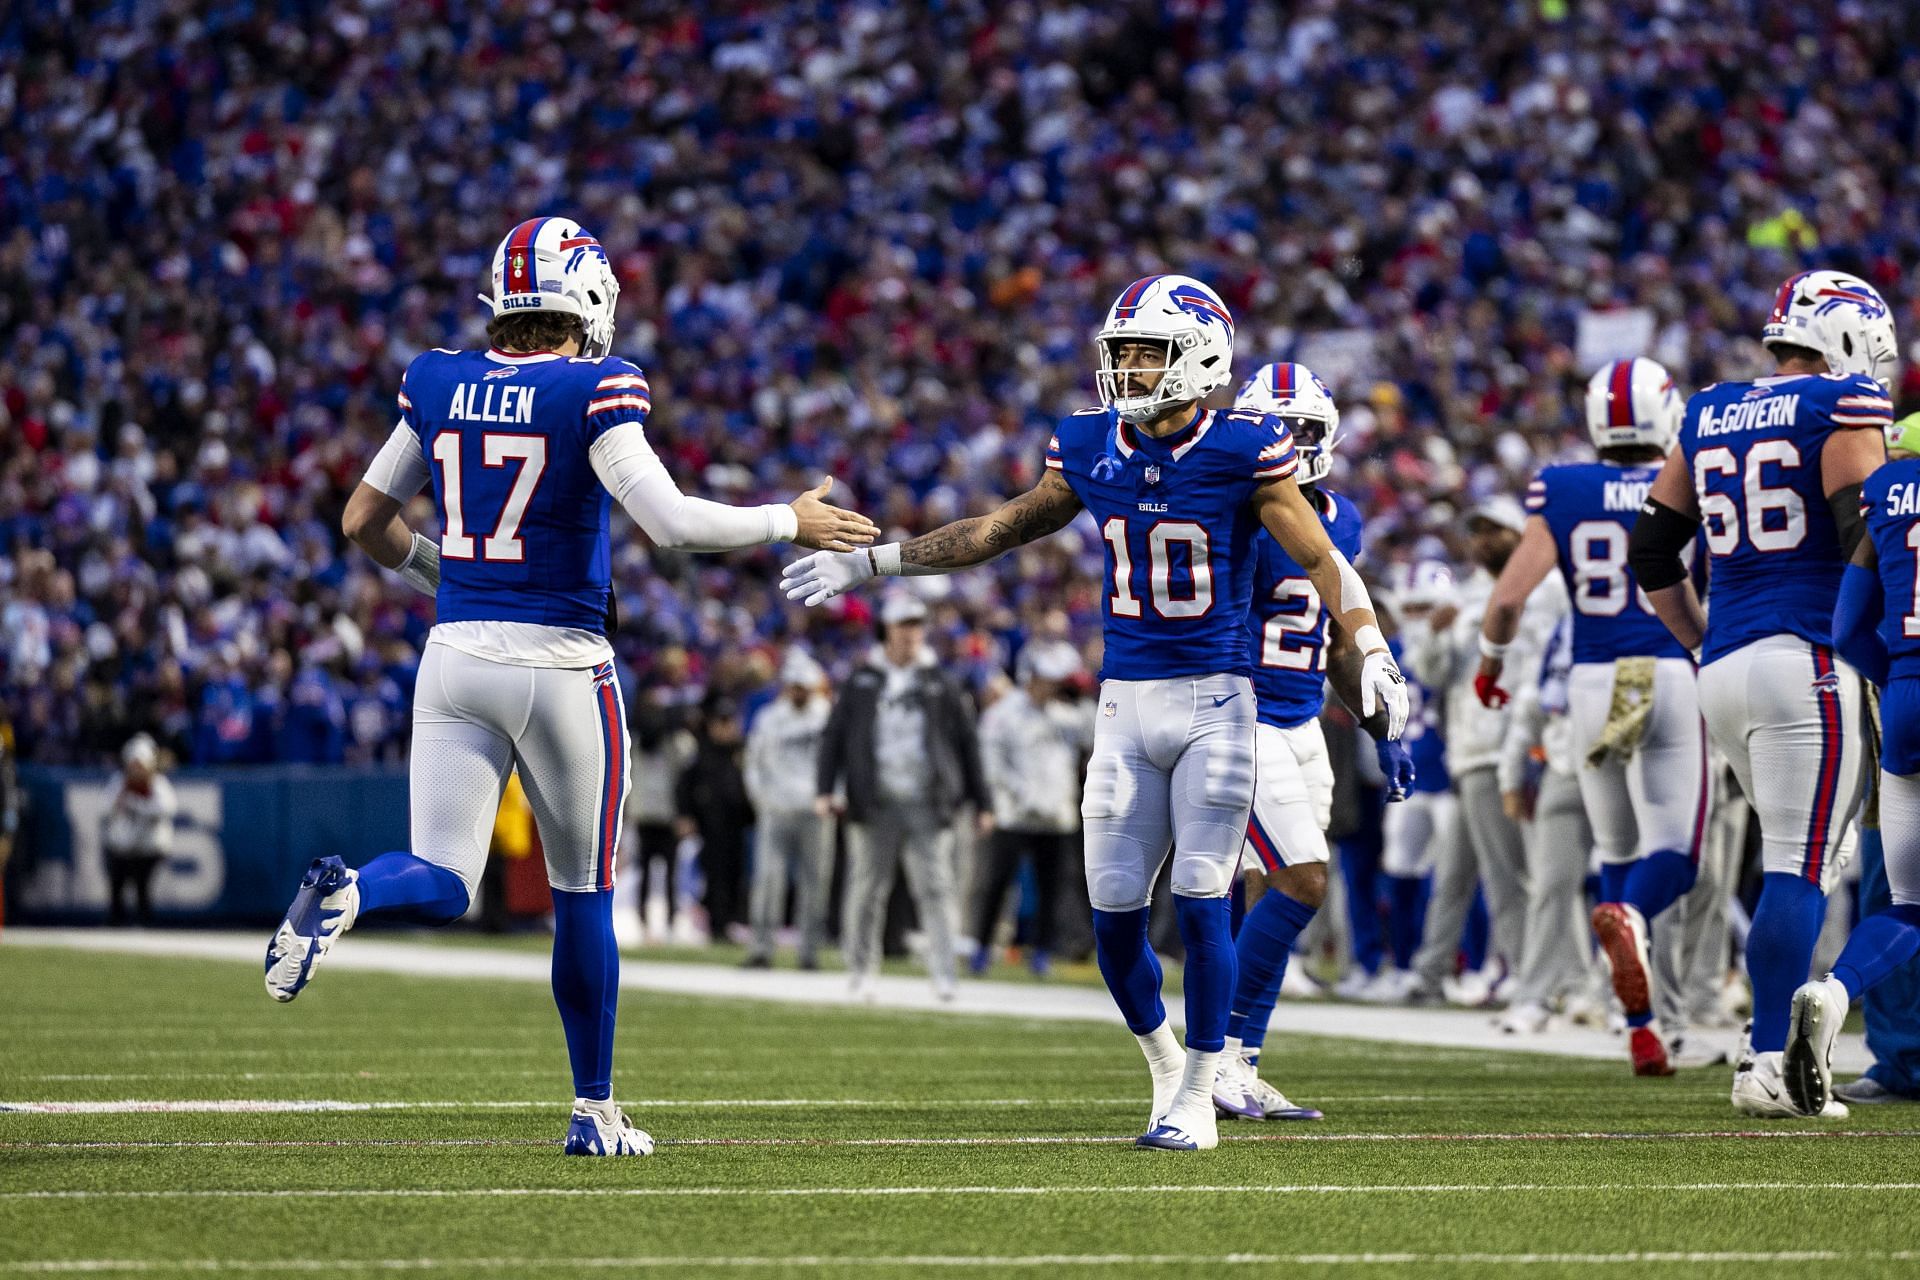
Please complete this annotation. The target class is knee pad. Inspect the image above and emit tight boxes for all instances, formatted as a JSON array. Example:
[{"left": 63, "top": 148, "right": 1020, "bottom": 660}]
[
  {"left": 1086, "top": 843, "right": 1150, "bottom": 913},
  {"left": 1080, "top": 747, "right": 1134, "bottom": 823},
  {"left": 1171, "top": 846, "right": 1236, "bottom": 899}
]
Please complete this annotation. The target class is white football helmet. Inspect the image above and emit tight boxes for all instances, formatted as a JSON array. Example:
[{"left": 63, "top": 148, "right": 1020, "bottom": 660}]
[
  {"left": 481, "top": 217, "right": 620, "bottom": 357},
  {"left": 1762, "top": 269, "right": 1898, "bottom": 391},
  {"left": 1236, "top": 362, "right": 1342, "bottom": 485},
  {"left": 1584, "top": 357, "right": 1681, "bottom": 452},
  {"left": 1093, "top": 274, "right": 1236, "bottom": 424}
]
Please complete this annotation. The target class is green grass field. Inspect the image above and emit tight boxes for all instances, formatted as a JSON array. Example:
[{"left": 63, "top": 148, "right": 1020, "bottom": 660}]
[{"left": 4, "top": 940, "right": 1919, "bottom": 1278}]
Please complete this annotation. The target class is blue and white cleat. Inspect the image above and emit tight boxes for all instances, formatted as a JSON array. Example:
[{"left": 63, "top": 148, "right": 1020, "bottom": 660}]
[
  {"left": 1211, "top": 1054, "right": 1265, "bottom": 1121},
  {"left": 1136, "top": 1097, "right": 1218, "bottom": 1151},
  {"left": 264, "top": 856, "right": 360, "bottom": 1003},
  {"left": 564, "top": 1102, "right": 655, "bottom": 1156},
  {"left": 1246, "top": 1074, "right": 1323, "bottom": 1121}
]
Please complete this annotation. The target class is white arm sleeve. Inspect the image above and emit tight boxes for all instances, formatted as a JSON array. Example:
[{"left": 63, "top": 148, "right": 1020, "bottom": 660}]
[
  {"left": 589, "top": 421, "right": 799, "bottom": 552},
  {"left": 362, "top": 422, "right": 430, "bottom": 500}
]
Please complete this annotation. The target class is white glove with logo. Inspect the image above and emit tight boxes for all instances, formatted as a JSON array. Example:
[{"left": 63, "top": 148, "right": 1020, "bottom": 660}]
[
  {"left": 782, "top": 549, "right": 875, "bottom": 607},
  {"left": 1360, "top": 648, "right": 1410, "bottom": 740}
]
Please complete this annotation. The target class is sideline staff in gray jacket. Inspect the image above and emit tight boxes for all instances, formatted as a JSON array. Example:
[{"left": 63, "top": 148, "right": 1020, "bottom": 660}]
[
  {"left": 817, "top": 593, "right": 989, "bottom": 999},
  {"left": 744, "top": 648, "right": 833, "bottom": 969}
]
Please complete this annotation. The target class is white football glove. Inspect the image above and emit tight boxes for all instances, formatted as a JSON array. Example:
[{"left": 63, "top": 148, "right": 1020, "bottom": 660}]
[
  {"left": 1360, "top": 648, "right": 1410, "bottom": 740},
  {"left": 781, "top": 549, "right": 875, "bottom": 607}
]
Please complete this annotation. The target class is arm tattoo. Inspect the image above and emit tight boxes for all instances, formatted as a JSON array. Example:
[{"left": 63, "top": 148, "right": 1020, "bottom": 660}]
[{"left": 900, "top": 473, "right": 1082, "bottom": 569}]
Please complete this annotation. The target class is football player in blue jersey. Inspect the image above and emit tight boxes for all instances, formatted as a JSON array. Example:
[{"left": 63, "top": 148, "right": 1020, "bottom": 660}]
[
  {"left": 1207, "top": 362, "right": 1415, "bottom": 1124},
  {"left": 1629, "top": 269, "right": 1897, "bottom": 1116},
  {"left": 783, "top": 275, "right": 1409, "bottom": 1150},
  {"left": 263, "top": 216, "right": 876, "bottom": 1156},
  {"left": 1785, "top": 417, "right": 1920, "bottom": 1114},
  {"left": 1475, "top": 356, "right": 1707, "bottom": 1077}
]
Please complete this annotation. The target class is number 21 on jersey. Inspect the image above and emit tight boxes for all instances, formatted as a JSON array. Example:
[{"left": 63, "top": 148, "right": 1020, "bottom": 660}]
[{"left": 1102, "top": 517, "right": 1214, "bottom": 619}]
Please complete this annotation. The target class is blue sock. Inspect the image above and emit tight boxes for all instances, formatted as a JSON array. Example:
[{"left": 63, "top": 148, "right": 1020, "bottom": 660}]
[
  {"left": 1623, "top": 850, "right": 1696, "bottom": 921},
  {"left": 1831, "top": 903, "right": 1920, "bottom": 1001},
  {"left": 1091, "top": 906, "right": 1167, "bottom": 1035},
  {"left": 1599, "top": 862, "right": 1631, "bottom": 905},
  {"left": 1175, "top": 894, "right": 1238, "bottom": 1053},
  {"left": 353, "top": 852, "right": 470, "bottom": 925},
  {"left": 1386, "top": 874, "right": 1429, "bottom": 971},
  {"left": 1224, "top": 890, "right": 1318, "bottom": 1056},
  {"left": 1746, "top": 872, "right": 1828, "bottom": 1053},
  {"left": 551, "top": 888, "right": 620, "bottom": 1101}
]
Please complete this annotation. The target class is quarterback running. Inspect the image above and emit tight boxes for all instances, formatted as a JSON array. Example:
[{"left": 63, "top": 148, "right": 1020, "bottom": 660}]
[
  {"left": 1478, "top": 356, "right": 1707, "bottom": 1077},
  {"left": 783, "top": 275, "right": 1408, "bottom": 1151},
  {"left": 264, "top": 215, "right": 876, "bottom": 1155},
  {"left": 1629, "top": 269, "right": 1895, "bottom": 1116}
]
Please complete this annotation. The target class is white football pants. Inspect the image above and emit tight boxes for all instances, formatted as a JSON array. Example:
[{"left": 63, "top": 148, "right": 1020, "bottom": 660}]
[
  {"left": 410, "top": 638, "right": 630, "bottom": 897},
  {"left": 1080, "top": 674, "right": 1256, "bottom": 911}
]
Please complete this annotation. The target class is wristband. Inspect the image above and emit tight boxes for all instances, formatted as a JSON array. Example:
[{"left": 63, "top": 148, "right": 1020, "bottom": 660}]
[
  {"left": 1478, "top": 633, "right": 1510, "bottom": 660},
  {"left": 871, "top": 543, "right": 902, "bottom": 576},
  {"left": 1354, "top": 624, "right": 1387, "bottom": 656},
  {"left": 397, "top": 532, "right": 441, "bottom": 597}
]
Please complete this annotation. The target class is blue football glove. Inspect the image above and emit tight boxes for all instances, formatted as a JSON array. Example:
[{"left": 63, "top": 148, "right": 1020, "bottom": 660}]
[{"left": 1376, "top": 738, "right": 1415, "bottom": 802}]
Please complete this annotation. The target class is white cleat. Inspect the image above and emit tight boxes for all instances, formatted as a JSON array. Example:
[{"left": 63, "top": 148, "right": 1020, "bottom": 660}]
[
  {"left": 1732, "top": 1050, "right": 1849, "bottom": 1119},
  {"left": 848, "top": 971, "right": 878, "bottom": 1004},
  {"left": 1211, "top": 1053, "right": 1264, "bottom": 1121},
  {"left": 264, "top": 857, "right": 360, "bottom": 1003},
  {"left": 563, "top": 1101, "right": 655, "bottom": 1156},
  {"left": 1784, "top": 977, "right": 1850, "bottom": 1117},
  {"left": 1279, "top": 965, "right": 1326, "bottom": 1000},
  {"left": 1138, "top": 1094, "right": 1219, "bottom": 1150},
  {"left": 1245, "top": 1072, "right": 1322, "bottom": 1121},
  {"left": 1498, "top": 1000, "right": 1551, "bottom": 1035},
  {"left": 1331, "top": 968, "right": 1374, "bottom": 1001}
]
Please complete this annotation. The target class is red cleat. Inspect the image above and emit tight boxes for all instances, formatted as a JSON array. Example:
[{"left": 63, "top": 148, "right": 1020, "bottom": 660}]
[
  {"left": 1629, "top": 1025, "right": 1675, "bottom": 1077},
  {"left": 1591, "top": 902, "right": 1653, "bottom": 1017}
]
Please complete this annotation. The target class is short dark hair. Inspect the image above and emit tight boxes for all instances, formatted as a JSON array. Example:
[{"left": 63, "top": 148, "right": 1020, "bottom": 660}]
[
  {"left": 1766, "top": 340, "right": 1824, "bottom": 366},
  {"left": 486, "top": 310, "right": 585, "bottom": 353}
]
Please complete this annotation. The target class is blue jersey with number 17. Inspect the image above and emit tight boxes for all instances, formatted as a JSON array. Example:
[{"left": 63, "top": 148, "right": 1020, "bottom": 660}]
[
  {"left": 1247, "top": 488, "right": 1363, "bottom": 728},
  {"left": 399, "top": 347, "right": 653, "bottom": 633},
  {"left": 1678, "top": 371, "right": 1892, "bottom": 665},
  {"left": 1047, "top": 405, "right": 1298, "bottom": 681},
  {"left": 1525, "top": 461, "right": 1691, "bottom": 665}
]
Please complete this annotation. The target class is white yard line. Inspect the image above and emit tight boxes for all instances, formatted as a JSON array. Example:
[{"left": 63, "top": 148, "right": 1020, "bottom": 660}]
[
  {"left": 8, "top": 1182, "right": 1920, "bottom": 1203},
  {"left": 4, "top": 1250, "right": 1917, "bottom": 1272},
  {"left": 4, "top": 928, "right": 1872, "bottom": 1070}
]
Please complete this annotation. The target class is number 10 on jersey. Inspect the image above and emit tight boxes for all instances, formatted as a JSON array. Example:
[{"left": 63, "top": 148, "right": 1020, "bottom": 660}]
[{"left": 1102, "top": 517, "right": 1214, "bottom": 619}]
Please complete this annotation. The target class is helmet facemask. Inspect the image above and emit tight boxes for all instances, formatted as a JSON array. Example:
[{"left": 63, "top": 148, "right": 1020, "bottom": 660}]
[
  {"left": 1096, "top": 333, "right": 1205, "bottom": 424},
  {"left": 1283, "top": 413, "right": 1340, "bottom": 486}
]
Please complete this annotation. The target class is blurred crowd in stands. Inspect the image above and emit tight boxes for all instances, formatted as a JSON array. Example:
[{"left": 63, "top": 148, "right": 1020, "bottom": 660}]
[{"left": 4, "top": 0, "right": 1920, "bottom": 768}]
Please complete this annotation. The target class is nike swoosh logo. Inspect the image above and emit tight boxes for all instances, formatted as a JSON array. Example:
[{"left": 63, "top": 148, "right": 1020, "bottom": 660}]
[{"left": 1212, "top": 693, "right": 1241, "bottom": 708}]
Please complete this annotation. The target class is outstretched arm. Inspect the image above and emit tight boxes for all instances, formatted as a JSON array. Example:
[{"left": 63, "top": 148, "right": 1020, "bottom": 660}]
[
  {"left": 591, "top": 423, "right": 876, "bottom": 553},
  {"left": 1251, "top": 477, "right": 1408, "bottom": 737},
  {"left": 783, "top": 472, "right": 1083, "bottom": 606}
]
